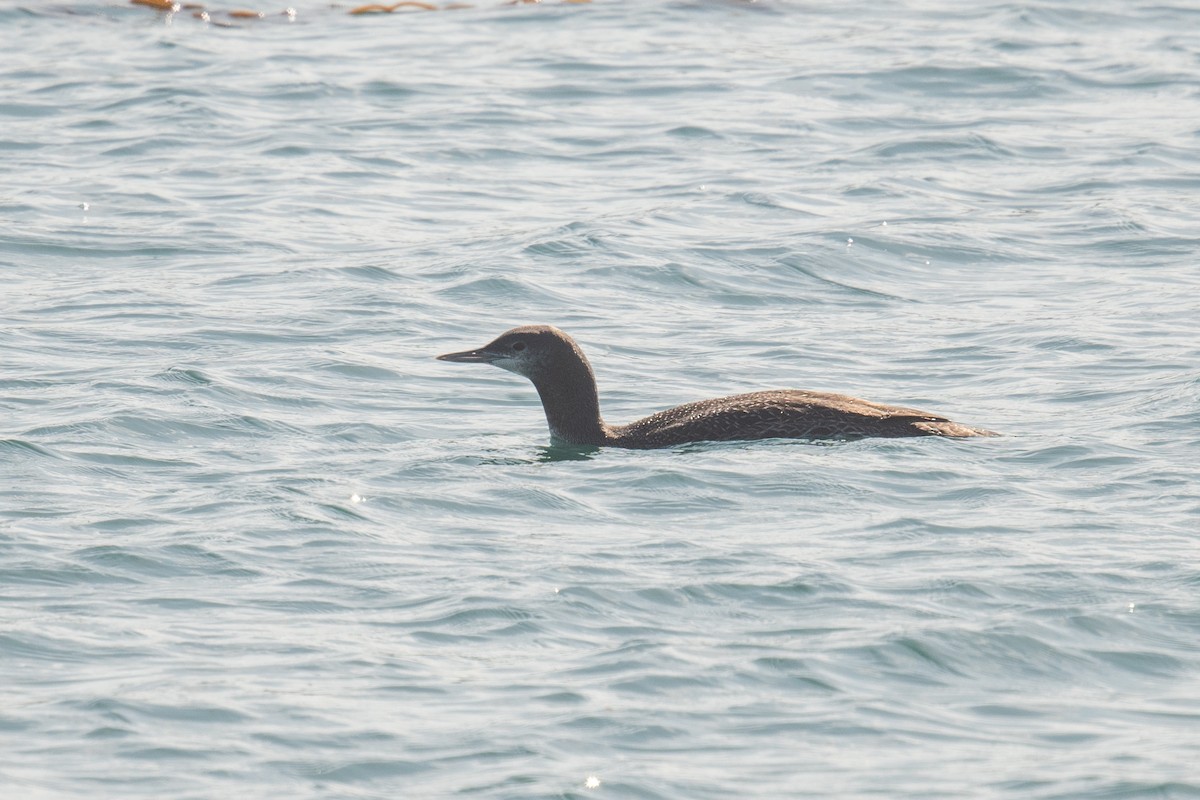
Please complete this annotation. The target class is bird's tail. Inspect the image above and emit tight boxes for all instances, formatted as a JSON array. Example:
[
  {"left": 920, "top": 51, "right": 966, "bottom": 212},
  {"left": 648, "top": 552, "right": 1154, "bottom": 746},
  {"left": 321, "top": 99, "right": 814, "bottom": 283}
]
[{"left": 914, "top": 420, "right": 1000, "bottom": 438}]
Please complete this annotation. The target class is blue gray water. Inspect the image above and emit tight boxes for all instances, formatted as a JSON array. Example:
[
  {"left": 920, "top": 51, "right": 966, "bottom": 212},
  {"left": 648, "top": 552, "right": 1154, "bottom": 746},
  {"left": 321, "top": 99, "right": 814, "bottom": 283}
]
[{"left": 2, "top": 0, "right": 1199, "bottom": 797}]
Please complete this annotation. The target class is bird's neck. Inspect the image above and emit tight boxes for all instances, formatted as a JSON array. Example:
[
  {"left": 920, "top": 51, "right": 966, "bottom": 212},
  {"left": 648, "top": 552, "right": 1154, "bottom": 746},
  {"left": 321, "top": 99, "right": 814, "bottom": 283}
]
[{"left": 530, "top": 359, "right": 609, "bottom": 446}]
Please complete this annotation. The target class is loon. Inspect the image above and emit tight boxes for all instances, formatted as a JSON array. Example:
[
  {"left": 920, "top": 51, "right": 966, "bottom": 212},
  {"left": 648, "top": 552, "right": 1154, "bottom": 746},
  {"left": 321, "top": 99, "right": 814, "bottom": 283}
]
[{"left": 436, "top": 325, "right": 997, "bottom": 448}]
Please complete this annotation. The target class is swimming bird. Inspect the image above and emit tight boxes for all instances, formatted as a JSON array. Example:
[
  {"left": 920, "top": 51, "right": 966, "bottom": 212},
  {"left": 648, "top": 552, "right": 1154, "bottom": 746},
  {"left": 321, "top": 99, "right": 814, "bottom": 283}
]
[{"left": 437, "top": 325, "right": 996, "bottom": 448}]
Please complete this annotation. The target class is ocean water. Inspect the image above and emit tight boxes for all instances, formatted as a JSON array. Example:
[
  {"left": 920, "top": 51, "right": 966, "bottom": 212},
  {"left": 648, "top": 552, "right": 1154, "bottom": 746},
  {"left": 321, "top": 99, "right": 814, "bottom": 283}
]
[{"left": 2, "top": 0, "right": 1199, "bottom": 797}]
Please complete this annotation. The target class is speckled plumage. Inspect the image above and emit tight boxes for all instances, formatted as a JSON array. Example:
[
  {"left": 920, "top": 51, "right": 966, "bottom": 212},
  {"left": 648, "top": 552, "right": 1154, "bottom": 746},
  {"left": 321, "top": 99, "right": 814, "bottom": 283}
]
[{"left": 437, "top": 325, "right": 996, "bottom": 448}]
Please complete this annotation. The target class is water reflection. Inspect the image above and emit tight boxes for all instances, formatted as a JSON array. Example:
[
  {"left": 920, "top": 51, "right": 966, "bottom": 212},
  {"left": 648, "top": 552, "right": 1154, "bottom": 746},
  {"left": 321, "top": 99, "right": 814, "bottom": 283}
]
[{"left": 535, "top": 443, "right": 600, "bottom": 462}]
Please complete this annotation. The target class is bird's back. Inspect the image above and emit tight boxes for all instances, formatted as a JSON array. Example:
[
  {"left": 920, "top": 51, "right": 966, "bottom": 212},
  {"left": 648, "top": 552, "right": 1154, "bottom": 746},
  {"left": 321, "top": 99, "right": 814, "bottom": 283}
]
[{"left": 605, "top": 390, "right": 995, "bottom": 448}]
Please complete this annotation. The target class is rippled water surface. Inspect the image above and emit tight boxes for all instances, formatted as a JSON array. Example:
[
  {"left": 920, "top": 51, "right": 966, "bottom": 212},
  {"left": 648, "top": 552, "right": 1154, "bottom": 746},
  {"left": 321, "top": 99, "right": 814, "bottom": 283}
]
[{"left": 2, "top": 0, "right": 1199, "bottom": 797}]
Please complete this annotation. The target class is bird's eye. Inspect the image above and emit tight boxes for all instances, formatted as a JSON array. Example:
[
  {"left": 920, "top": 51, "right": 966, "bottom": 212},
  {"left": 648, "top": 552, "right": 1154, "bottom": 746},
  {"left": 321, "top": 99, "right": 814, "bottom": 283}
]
[{"left": 511, "top": 341, "right": 526, "bottom": 352}]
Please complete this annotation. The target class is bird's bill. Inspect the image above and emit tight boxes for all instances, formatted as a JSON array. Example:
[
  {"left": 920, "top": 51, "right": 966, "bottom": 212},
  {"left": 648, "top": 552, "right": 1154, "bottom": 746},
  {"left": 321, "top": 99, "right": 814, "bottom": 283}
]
[{"left": 436, "top": 347, "right": 501, "bottom": 363}]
